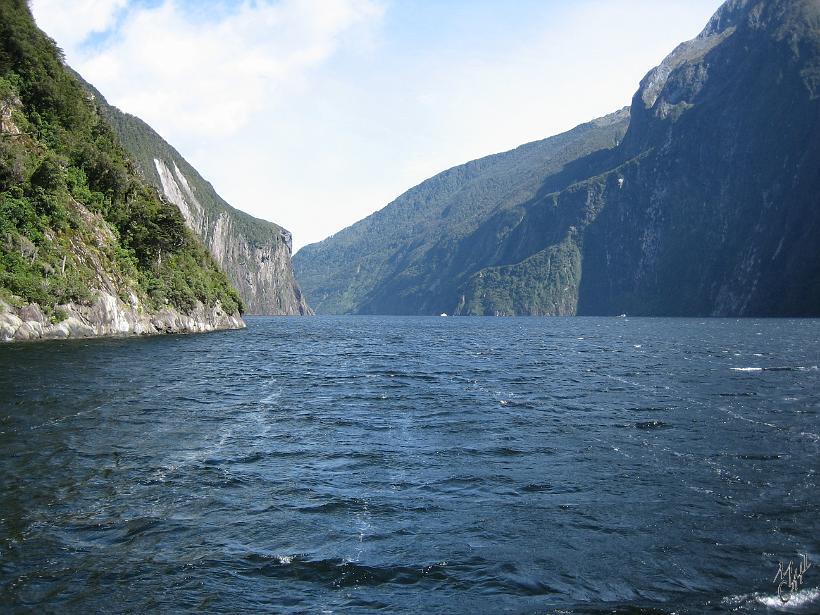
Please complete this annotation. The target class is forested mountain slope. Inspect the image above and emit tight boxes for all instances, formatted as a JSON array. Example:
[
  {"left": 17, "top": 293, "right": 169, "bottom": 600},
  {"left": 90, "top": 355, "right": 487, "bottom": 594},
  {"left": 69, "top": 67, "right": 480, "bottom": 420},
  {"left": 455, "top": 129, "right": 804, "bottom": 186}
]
[
  {"left": 295, "top": 110, "right": 629, "bottom": 314},
  {"left": 0, "top": 0, "right": 243, "bottom": 340},
  {"left": 295, "top": 0, "right": 820, "bottom": 317}
]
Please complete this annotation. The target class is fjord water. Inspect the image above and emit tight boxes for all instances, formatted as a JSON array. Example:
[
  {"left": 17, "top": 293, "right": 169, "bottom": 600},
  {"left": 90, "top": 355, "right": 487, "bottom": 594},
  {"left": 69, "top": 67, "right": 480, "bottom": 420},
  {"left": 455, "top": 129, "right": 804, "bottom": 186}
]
[{"left": 1, "top": 317, "right": 818, "bottom": 614}]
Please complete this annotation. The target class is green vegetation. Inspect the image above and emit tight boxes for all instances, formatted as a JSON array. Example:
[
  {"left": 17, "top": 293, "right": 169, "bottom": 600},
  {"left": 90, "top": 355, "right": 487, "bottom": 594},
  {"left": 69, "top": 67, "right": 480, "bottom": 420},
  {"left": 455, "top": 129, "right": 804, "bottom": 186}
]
[
  {"left": 294, "top": 109, "right": 629, "bottom": 315},
  {"left": 0, "top": 1, "right": 242, "bottom": 316},
  {"left": 90, "top": 82, "right": 285, "bottom": 249},
  {"left": 71, "top": 70, "right": 308, "bottom": 315},
  {"left": 460, "top": 236, "right": 581, "bottom": 316},
  {"left": 293, "top": 110, "right": 629, "bottom": 314}
]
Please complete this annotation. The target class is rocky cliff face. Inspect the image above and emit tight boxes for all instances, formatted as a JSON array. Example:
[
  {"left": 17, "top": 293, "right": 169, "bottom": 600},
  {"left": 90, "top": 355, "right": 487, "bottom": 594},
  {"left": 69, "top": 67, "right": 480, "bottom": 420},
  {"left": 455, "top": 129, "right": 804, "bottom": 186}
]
[
  {"left": 295, "top": 0, "right": 820, "bottom": 317},
  {"left": 88, "top": 85, "right": 311, "bottom": 316},
  {"left": 1, "top": 294, "right": 243, "bottom": 342},
  {"left": 578, "top": 0, "right": 820, "bottom": 316},
  {"left": 151, "top": 157, "right": 310, "bottom": 315}
]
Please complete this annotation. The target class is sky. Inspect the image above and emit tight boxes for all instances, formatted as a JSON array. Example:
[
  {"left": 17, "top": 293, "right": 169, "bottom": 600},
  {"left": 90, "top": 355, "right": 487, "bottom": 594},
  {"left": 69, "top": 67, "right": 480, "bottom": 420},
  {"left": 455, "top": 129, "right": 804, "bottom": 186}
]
[{"left": 31, "top": 0, "right": 724, "bottom": 252}]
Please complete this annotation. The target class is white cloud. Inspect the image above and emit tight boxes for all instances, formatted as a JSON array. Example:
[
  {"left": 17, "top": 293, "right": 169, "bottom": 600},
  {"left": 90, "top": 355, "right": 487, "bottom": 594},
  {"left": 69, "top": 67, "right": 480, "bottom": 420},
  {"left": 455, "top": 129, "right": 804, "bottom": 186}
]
[
  {"left": 31, "top": 0, "right": 127, "bottom": 50},
  {"left": 30, "top": 0, "right": 724, "bottom": 252},
  {"left": 33, "top": 0, "right": 384, "bottom": 139}
]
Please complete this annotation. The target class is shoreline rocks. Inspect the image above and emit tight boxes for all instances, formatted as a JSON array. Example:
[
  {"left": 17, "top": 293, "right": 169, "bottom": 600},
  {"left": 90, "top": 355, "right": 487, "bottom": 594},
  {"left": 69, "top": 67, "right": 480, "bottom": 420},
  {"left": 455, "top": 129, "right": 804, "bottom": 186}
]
[{"left": 0, "top": 293, "right": 245, "bottom": 343}]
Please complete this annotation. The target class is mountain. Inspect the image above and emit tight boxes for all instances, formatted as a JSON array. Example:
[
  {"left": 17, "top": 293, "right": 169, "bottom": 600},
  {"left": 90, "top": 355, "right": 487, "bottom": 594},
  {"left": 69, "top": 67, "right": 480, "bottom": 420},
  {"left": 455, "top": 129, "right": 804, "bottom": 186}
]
[
  {"left": 295, "top": 109, "right": 630, "bottom": 314},
  {"left": 0, "top": 0, "right": 243, "bottom": 340},
  {"left": 575, "top": 0, "right": 820, "bottom": 316},
  {"left": 74, "top": 76, "right": 311, "bottom": 316},
  {"left": 294, "top": 0, "right": 820, "bottom": 317}
]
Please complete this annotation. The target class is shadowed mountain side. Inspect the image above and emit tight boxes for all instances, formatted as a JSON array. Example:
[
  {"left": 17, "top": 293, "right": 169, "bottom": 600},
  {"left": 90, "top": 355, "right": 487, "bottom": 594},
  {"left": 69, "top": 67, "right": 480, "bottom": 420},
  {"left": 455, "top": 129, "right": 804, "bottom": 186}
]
[{"left": 577, "top": 0, "right": 820, "bottom": 316}]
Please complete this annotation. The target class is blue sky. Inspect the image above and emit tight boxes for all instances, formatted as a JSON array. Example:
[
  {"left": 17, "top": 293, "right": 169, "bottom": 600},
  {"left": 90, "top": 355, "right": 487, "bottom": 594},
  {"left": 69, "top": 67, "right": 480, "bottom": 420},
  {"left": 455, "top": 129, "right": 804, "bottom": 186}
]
[{"left": 32, "top": 0, "right": 724, "bottom": 251}]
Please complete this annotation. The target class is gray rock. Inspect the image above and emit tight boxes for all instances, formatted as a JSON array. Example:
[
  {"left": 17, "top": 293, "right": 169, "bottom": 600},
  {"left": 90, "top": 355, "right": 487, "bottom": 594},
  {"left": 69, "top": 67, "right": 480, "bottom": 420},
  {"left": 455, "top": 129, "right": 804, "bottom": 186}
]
[
  {"left": 18, "top": 303, "right": 44, "bottom": 324},
  {"left": 0, "top": 292, "right": 245, "bottom": 343}
]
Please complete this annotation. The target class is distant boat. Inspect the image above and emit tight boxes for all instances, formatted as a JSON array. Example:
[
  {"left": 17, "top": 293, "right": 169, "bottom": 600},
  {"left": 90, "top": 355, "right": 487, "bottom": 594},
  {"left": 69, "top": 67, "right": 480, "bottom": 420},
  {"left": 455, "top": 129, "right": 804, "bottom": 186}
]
[
  {"left": 617, "top": 314, "right": 627, "bottom": 318},
  {"left": 440, "top": 313, "right": 448, "bottom": 317}
]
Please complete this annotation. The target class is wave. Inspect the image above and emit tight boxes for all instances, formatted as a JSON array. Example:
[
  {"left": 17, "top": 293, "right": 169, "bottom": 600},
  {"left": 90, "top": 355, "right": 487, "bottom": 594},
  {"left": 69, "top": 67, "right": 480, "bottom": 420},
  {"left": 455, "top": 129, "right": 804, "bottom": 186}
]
[
  {"left": 634, "top": 420, "right": 669, "bottom": 430},
  {"left": 238, "top": 553, "right": 453, "bottom": 588},
  {"left": 731, "top": 366, "right": 819, "bottom": 372},
  {"left": 736, "top": 453, "right": 782, "bottom": 461},
  {"left": 521, "top": 482, "right": 553, "bottom": 493}
]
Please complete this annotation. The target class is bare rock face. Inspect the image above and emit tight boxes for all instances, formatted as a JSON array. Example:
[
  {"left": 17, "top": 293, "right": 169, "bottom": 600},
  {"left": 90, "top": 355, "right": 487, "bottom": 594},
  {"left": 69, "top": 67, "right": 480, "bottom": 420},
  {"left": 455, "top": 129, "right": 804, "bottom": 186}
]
[
  {"left": 74, "top": 75, "right": 312, "bottom": 316},
  {"left": 153, "top": 159, "right": 310, "bottom": 315}
]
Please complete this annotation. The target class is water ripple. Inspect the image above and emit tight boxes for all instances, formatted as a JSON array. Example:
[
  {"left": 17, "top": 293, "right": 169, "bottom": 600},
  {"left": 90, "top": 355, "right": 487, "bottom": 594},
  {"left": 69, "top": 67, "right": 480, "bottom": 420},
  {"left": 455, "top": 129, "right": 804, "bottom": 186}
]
[{"left": 1, "top": 316, "right": 818, "bottom": 614}]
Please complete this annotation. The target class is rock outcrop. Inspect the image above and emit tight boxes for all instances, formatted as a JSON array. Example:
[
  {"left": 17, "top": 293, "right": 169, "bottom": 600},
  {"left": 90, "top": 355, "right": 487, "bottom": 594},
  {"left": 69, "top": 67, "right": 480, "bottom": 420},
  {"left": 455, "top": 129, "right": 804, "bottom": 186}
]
[
  {"left": 151, "top": 158, "right": 310, "bottom": 315},
  {"left": 0, "top": 294, "right": 243, "bottom": 342}
]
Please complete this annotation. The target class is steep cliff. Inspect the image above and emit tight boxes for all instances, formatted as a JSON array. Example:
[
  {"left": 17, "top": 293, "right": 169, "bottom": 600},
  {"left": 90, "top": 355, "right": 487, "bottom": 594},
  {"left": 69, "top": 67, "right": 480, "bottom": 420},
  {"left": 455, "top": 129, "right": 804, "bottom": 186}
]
[
  {"left": 79, "top": 79, "right": 311, "bottom": 316},
  {"left": 295, "top": 0, "right": 820, "bottom": 317},
  {"left": 0, "top": 0, "right": 244, "bottom": 340},
  {"left": 577, "top": 0, "right": 820, "bottom": 316}
]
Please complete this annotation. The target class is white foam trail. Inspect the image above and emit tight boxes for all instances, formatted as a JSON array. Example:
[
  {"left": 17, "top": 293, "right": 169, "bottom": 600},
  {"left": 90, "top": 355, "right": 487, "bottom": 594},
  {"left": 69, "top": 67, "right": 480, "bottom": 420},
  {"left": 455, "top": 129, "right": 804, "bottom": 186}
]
[
  {"left": 604, "top": 373, "right": 660, "bottom": 393},
  {"left": 756, "top": 587, "right": 820, "bottom": 610},
  {"left": 724, "top": 588, "right": 820, "bottom": 611},
  {"left": 260, "top": 389, "right": 282, "bottom": 404},
  {"left": 731, "top": 366, "right": 818, "bottom": 373},
  {"left": 725, "top": 409, "right": 777, "bottom": 429}
]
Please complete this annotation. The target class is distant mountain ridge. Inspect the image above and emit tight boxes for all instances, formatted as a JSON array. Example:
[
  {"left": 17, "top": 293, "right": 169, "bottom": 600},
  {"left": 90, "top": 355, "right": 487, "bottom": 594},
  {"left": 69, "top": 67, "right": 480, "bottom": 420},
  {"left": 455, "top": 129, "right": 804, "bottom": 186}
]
[
  {"left": 76, "top": 76, "right": 311, "bottom": 316},
  {"left": 295, "top": 109, "right": 630, "bottom": 314},
  {"left": 295, "top": 0, "right": 820, "bottom": 316}
]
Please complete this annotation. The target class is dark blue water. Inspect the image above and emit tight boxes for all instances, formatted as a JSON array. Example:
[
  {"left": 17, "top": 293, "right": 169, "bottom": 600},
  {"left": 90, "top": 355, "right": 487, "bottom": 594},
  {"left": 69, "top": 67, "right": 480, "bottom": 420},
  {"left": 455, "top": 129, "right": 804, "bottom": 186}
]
[{"left": 1, "top": 317, "right": 818, "bottom": 614}]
